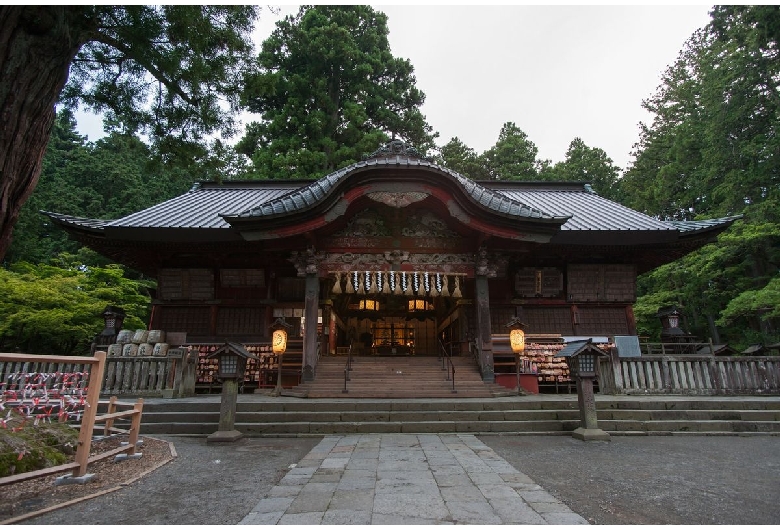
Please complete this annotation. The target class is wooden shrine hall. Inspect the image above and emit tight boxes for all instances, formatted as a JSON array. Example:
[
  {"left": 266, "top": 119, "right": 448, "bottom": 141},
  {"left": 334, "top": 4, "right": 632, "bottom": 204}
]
[{"left": 47, "top": 140, "right": 739, "bottom": 389}]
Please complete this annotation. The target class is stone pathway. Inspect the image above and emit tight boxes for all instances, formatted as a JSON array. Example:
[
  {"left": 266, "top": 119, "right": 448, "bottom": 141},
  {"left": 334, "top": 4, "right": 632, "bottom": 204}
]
[{"left": 239, "top": 434, "right": 588, "bottom": 525}]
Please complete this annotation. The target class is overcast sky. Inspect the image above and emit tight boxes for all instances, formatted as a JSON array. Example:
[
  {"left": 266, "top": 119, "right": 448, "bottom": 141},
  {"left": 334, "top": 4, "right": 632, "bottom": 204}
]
[{"left": 75, "top": 4, "right": 713, "bottom": 172}]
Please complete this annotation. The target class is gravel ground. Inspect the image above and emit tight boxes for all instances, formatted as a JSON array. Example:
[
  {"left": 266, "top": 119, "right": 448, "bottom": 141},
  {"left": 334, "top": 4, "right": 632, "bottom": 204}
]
[
  {"left": 21, "top": 436, "right": 318, "bottom": 526},
  {"left": 481, "top": 434, "right": 780, "bottom": 525},
  {"left": 20, "top": 434, "right": 780, "bottom": 525}
]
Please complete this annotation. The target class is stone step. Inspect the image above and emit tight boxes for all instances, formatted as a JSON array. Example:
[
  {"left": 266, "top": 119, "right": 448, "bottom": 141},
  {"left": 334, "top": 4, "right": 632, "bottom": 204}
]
[
  {"left": 137, "top": 418, "right": 780, "bottom": 437},
  {"left": 136, "top": 396, "right": 780, "bottom": 436},
  {"left": 294, "top": 355, "right": 491, "bottom": 398},
  {"left": 140, "top": 397, "right": 780, "bottom": 413}
]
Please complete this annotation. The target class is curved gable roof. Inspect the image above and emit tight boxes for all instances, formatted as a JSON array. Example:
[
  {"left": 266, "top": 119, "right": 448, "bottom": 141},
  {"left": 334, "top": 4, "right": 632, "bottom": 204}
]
[
  {"left": 221, "top": 141, "right": 567, "bottom": 225},
  {"left": 42, "top": 141, "right": 741, "bottom": 251}
]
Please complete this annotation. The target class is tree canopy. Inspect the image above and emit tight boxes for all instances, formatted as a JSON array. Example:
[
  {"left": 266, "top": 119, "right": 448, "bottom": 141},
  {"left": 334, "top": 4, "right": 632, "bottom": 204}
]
[
  {"left": 0, "top": 258, "right": 152, "bottom": 355},
  {"left": 236, "top": 5, "right": 437, "bottom": 179},
  {"left": 0, "top": 6, "right": 260, "bottom": 260},
  {"left": 437, "top": 125, "right": 620, "bottom": 192},
  {"left": 619, "top": 5, "right": 780, "bottom": 349}
]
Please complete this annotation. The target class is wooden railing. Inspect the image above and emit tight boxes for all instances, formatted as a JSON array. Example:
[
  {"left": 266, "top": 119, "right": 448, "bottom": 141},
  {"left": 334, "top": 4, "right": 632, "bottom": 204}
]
[
  {"left": 639, "top": 341, "right": 717, "bottom": 355},
  {"left": 0, "top": 351, "right": 143, "bottom": 483},
  {"left": 599, "top": 355, "right": 780, "bottom": 395},
  {"left": 102, "top": 355, "right": 175, "bottom": 396}
]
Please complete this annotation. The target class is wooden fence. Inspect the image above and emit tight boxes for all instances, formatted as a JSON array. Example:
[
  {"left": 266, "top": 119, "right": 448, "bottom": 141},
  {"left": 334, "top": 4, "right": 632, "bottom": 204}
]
[
  {"left": 0, "top": 351, "right": 143, "bottom": 483},
  {"left": 599, "top": 354, "right": 780, "bottom": 395},
  {"left": 102, "top": 355, "right": 176, "bottom": 396}
]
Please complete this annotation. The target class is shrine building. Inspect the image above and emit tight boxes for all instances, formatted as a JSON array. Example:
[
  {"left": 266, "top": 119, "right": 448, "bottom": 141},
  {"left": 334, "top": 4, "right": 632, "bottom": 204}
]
[{"left": 46, "top": 141, "right": 739, "bottom": 387}]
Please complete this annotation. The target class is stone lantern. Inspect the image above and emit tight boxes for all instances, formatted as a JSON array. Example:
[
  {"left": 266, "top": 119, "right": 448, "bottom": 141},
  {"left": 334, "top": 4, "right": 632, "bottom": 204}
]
[
  {"left": 206, "top": 342, "right": 259, "bottom": 443},
  {"left": 92, "top": 305, "right": 126, "bottom": 353},
  {"left": 556, "top": 339, "right": 610, "bottom": 441}
]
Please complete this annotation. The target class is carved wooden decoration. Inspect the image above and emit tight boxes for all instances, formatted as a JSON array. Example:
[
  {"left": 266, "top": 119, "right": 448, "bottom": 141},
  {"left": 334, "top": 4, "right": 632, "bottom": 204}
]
[{"left": 367, "top": 191, "right": 429, "bottom": 208}]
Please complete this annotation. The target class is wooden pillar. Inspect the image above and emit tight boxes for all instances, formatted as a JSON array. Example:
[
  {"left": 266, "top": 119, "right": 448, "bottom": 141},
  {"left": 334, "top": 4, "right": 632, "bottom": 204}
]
[
  {"left": 475, "top": 274, "right": 495, "bottom": 383},
  {"left": 302, "top": 273, "right": 320, "bottom": 382}
]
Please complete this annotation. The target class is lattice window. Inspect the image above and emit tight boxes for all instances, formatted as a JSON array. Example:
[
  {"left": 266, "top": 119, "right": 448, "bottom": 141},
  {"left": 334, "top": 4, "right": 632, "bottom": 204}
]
[
  {"left": 159, "top": 269, "right": 214, "bottom": 301},
  {"left": 524, "top": 307, "right": 574, "bottom": 335},
  {"left": 277, "top": 277, "right": 306, "bottom": 301},
  {"left": 603, "top": 265, "right": 636, "bottom": 302},
  {"left": 220, "top": 269, "right": 266, "bottom": 288},
  {"left": 577, "top": 307, "right": 629, "bottom": 335},
  {"left": 567, "top": 264, "right": 635, "bottom": 302},
  {"left": 216, "top": 307, "right": 265, "bottom": 335},
  {"left": 490, "top": 307, "right": 517, "bottom": 334},
  {"left": 157, "top": 307, "right": 211, "bottom": 335},
  {"left": 514, "top": 267, "right": 563, "bottom": 298}
]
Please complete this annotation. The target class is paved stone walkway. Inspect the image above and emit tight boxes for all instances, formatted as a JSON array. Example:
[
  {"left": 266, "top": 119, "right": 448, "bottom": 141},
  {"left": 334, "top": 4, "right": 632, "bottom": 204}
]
[{"left": 239, "top": 434, "right": 589, "bottom": 525}]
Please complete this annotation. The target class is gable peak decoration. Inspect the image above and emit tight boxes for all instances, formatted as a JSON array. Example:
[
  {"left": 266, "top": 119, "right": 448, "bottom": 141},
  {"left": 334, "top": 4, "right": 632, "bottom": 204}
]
[
  {"left": 368, "top": 191, "right": 429, "bottom": 208},
  {"left": 364, "top": 140, "right": 431, "bottom": 162}
]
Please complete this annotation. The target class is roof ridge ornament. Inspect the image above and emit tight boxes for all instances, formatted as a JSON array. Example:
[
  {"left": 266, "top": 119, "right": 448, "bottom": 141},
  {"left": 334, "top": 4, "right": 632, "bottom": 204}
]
[{"left": 363, "top": 140, "right": 431, "bottom": 162}]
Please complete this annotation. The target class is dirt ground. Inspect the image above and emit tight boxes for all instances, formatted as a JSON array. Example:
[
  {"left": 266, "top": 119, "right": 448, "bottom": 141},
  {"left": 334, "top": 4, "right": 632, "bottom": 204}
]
[{"left": 0, "top": 436, "right": 174, "bottom": 524}]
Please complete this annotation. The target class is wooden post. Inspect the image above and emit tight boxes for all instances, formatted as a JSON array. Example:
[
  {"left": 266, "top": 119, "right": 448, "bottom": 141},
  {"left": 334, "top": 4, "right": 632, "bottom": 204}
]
[
  {"left": 302, "top": 273, "right": 320, "bottom": 382},
  {"left": 475, "top": 274, "right": 494, "bottom": 383},
  {"left": 609, "top": 347, "right": 624, "bottom": 394},
  {"left": 74, "top": 350, "right": 106, "bottom": 478},
  {"left": 127, "top": 398, "right": 144, "bottom": 456},
  {"left": 103, "top": 395, "right": 117, "bottom": 436}
]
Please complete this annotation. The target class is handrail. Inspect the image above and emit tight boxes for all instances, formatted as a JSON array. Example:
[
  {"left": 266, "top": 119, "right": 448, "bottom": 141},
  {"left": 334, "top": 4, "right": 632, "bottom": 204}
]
[
  {"left": 342, "top": 342, "right": 353, "bottom": 394},
  {"left": 639, "top": 341, "right": 717, "bottom": 355},
  {"left": 438, "top": 339, "right": 457, "bottom": 393},
  {"left": 468, "top": 339, "right": 482, "bottom": 377}
]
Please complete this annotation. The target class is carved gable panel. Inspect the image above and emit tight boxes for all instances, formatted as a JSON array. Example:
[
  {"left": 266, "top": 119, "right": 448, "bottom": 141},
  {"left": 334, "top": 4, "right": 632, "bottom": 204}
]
[
  {"left": 332, "top": 209, "right": 391, "bottom": 237},
  {"left": 401, "top": 212, "right": 459, "bottom": 238}
]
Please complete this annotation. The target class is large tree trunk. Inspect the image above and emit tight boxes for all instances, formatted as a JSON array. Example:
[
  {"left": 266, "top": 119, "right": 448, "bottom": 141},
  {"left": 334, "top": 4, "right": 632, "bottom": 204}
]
[{"left": 0, "top": 7, "right": 85, "bottom": 260}]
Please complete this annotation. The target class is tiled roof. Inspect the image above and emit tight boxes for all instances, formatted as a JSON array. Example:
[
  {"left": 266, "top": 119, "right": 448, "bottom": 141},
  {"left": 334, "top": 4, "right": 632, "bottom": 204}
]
[
  {"left": 228, "top": 156, "right": 564, "bottom": 223},
  {"left": 43, "top": 168, "right": 739, "bottom": 239},
  {"left": 668, "top": 216, "right": 743, "bottom": 233},
  {"left": 489, "top": 183, "right": 675, "bottom": 232},
  {"left": 106, "top": 182, "right": 300, "bottom": 229},
  {"left": 42, "top": 212, "right": 108, "bottom": 233}
]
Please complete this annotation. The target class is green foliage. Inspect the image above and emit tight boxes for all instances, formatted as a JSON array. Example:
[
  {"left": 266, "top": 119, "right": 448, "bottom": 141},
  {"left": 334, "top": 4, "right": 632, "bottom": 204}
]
[
  {"left": 0, "top": 411, "right": 79, "bottom": 478},
  {"left": 0, "top": 260, "right": 151, "bottom": 355},
  {"left": 238, "top": 5, "right": 437, "bottom": 179},
  {"left": 61, "top": 6, "right": 260, "bottom": 145},
  {"left": 6, "top": 109, "right": 245, "bottom": 265},
  {"left": 544, "top": 138, "right": 623, "bottom": 201},
  {"left": 480, "top": 122, "right": 539, "bottom": 180},
  {"left": 437, "top": 127, "right": 620, "bottom": 187},
  {"left": 621, "top": 7, "right": 780, "bottom": 349},
  {"left": 435, "top": 137, "right": 491, "bottom": 180},
  {"left": 718, "top": 277, "right": 780, "bottom": 325}
]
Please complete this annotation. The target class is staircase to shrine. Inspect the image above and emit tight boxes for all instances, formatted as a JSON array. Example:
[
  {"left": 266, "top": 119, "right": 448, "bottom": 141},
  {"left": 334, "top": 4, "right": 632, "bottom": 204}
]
[{"left": 283, "top": 354, "right": 512, "bottom": 399}]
